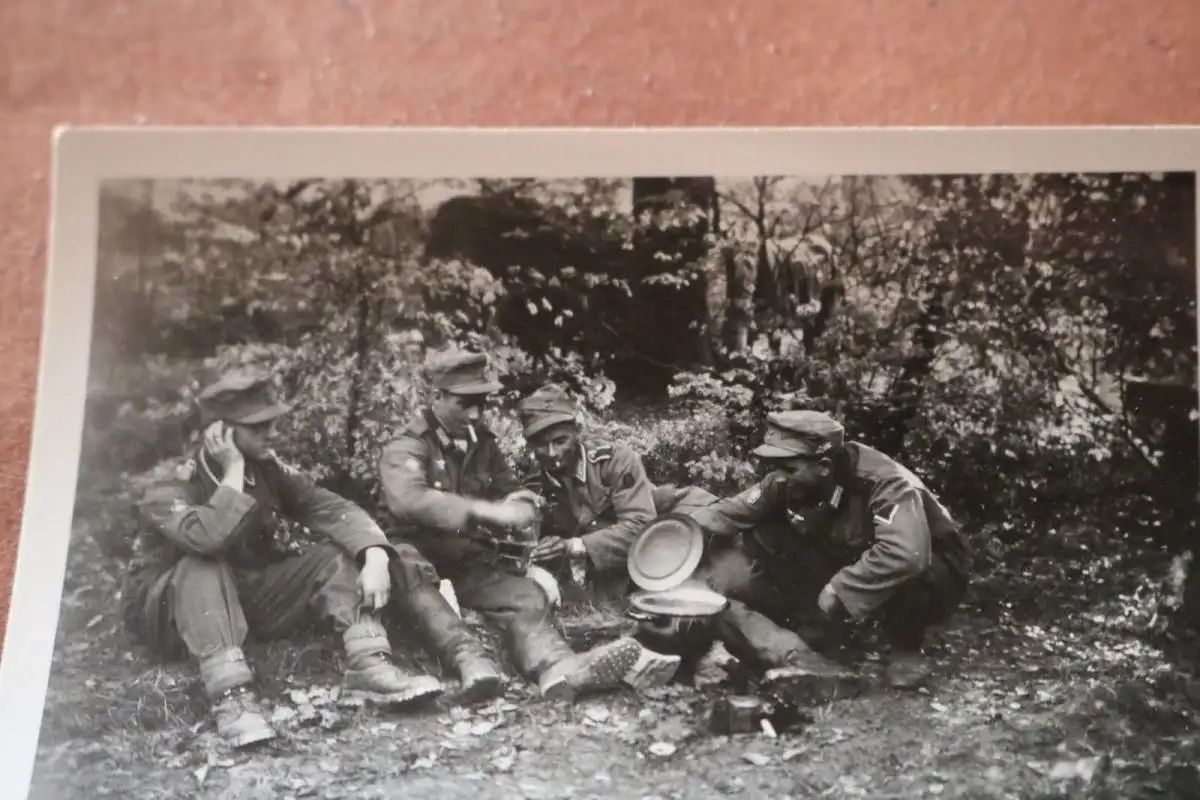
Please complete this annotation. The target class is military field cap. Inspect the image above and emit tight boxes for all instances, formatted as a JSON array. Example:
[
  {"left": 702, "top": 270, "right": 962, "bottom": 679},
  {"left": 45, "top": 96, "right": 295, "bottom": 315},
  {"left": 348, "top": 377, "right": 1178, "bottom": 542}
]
[
  {"left": 752, "top": 409, "right": 846, "bottom": 459},
  {"left": 197, "top": 365, "right": 293, "bottom": 425},
  {"left": 425, "top": 349, "right": 503, "bottom": 395},
  {"left": 517, "top": 383, "right": 578, "bottom": 439}
]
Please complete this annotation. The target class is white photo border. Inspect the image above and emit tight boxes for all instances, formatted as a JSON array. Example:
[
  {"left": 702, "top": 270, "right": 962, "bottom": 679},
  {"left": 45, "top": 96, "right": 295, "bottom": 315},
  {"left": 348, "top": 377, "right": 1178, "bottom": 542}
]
[{"left": 3, "top": 124, "right": 1200, "bottom": 796}]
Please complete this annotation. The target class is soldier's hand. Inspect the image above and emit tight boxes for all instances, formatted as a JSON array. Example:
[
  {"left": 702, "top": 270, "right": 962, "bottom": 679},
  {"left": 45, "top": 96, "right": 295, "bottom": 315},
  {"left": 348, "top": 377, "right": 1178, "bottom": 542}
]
[
  {"left": 532, "top": 536, "right": 566, "bottom": 562},
  {"left": 818, "top": 583, "right": 843, "bottom": 619},
  {"left": 480, "top": 499, "right": 538, "bottom": 531},
  {"left": 204, "top": 422, "right": 245, "bottom": 470},
  {"left": 358, "top": 547, "right": 392, "bottom": 610}
]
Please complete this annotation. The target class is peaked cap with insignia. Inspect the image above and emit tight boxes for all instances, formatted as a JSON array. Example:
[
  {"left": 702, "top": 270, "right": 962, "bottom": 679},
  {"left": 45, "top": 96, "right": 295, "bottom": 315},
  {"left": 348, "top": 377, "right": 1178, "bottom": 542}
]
[
  {"left": 517, "top": 383, "right": 579, "bottom": 439},
  {"left": 425, "top": 348, "right": 503, "bottom": 396},
  {"left": 752, "top": 410, "right": 845, "bottom": 459},
  {"left": 197, "top": 365, "right": 293, "bottom": 425}
]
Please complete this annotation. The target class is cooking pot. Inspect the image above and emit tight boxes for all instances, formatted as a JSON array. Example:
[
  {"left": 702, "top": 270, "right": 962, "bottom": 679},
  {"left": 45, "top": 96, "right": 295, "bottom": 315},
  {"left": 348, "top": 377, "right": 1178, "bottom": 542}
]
[{"left": 626, "top": 582, "right": 730, "bottom": 653}]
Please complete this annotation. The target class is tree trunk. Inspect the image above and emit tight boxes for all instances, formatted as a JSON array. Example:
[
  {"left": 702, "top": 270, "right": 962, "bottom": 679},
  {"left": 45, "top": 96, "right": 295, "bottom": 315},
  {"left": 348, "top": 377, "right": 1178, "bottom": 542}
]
[
  {"left": 720, "top": 244, "right": 751, "bottom": 353},
  {"left": 879, "top": 298, "right": 947, "bottom": 456}
]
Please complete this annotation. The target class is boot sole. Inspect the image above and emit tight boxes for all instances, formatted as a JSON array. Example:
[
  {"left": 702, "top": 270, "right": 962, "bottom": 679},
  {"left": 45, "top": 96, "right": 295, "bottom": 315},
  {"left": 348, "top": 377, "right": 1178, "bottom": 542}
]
[
  {"left": 540, "top": 640, "right": 682, "bottom": 701},
  {"left": 340, "top": 682, "right": 444, "bottom": 709}
]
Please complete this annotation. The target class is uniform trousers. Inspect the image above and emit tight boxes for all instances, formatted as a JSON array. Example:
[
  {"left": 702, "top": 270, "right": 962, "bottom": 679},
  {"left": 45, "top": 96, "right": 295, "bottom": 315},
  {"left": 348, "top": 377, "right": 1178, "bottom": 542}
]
[
  {"left": 123, "top": 543, "right": 376, "bottom": 695},
  {"left": 389, "top": 533, "right": 576, "bottom": 678},
  {"left": 692, "top": 532, "right": 968, "bottom": 668}
]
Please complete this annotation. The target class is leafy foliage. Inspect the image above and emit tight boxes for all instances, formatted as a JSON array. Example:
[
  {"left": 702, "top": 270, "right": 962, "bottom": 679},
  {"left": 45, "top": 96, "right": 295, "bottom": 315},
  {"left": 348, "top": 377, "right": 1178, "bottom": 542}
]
[{"left": 86, "top": 172, "right": 1196, "bottom": 583}]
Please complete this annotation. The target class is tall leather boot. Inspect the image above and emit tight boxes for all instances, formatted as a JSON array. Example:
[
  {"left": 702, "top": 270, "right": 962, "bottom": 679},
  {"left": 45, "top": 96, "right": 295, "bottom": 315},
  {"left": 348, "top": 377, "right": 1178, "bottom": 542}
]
[
  {"left": 341, "top": 614, "right": 445, "bottom": 707},
  {"left": 199, "top": 648, "right": 276, "bottom": 749},
  {"left": 405, "top": 585, "right": 505, "bottom": 705}
]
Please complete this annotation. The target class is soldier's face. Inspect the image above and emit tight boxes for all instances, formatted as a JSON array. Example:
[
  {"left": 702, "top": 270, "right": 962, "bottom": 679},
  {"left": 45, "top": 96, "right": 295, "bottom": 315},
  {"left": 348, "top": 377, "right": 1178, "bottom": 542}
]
[
  {"left": 528, "top": 423, "right": 579, "bottom": 476},
  {"left": 772, "top": 456, "right": 832, "bottom": 501},
  {"left": 433, "top": 393, "right": 485, "bottom": 435},
  {"left": 232, "top": 419, "right": 277, "bottom": 460}
]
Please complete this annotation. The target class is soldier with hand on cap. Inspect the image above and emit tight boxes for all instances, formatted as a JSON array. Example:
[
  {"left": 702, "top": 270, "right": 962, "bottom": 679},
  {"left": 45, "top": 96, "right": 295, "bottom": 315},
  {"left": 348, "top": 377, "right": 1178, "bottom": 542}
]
[
  {"left": 682, "top": 409, "right": 972, "bottom": 690},
  {"left": 121, "top": 365, "right": 444, "bottom": 751},
  {"left": 516, "top": 383, "right": 719, "bottom": 587},
  {"left": 378, "top": 350, "right": 683, "bottom": 702}
]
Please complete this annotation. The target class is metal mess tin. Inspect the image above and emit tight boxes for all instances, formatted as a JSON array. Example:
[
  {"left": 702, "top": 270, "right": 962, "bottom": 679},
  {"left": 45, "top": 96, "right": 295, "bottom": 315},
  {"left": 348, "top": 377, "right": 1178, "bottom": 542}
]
[{"left": 709, "top": 695, "right": 767, "bottom": 735}]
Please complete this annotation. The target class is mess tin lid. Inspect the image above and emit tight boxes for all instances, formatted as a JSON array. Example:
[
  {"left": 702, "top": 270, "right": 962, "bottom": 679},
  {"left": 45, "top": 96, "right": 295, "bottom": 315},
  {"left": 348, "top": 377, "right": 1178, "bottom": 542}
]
[
  {"left": 628, "top": 584, "right": 729, "bottom": 618},
  {"left": 627, "top": 514, "right": 705, "bottom": 592}
]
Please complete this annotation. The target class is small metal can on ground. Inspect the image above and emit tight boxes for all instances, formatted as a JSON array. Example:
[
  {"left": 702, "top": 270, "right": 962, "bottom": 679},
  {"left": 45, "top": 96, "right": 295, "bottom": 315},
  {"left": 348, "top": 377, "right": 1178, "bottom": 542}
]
[{"left": 709, "top": 695, "right": 766, "bottom": 735}]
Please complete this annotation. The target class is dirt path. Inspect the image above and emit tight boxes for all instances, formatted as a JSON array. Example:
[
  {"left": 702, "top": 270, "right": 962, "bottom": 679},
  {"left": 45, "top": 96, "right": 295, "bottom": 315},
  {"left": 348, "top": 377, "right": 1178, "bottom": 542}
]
[{"left": 27, "top": 539, "right": 1200, "bottom": 800}]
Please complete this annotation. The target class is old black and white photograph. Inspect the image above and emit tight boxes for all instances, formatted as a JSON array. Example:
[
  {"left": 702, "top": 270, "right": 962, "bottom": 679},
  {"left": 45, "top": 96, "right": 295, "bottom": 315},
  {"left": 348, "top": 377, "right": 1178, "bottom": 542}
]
[{"left": 3, "top": 128, "right": 1199, "bottom": 799}]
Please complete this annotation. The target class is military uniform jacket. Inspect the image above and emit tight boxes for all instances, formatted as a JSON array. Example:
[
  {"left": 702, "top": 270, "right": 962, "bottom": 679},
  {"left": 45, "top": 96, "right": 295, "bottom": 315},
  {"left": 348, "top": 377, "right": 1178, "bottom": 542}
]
[
  {"left": 129, "top": 447, "right": 395, "bottom": 587},
  {"left": 522, "top": 441, "right": 657, "bottom": 573},
  {"left": 685, "top": 442, "right": 970, "bottom": 621},
  {"left": 378, "top": 409, "right": 532, "bottom": 564}
]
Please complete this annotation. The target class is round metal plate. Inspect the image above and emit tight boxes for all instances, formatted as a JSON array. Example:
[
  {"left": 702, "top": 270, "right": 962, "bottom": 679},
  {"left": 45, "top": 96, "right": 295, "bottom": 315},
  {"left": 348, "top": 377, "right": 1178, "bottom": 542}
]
[{"left": 627, "top": 514, "right": 705, "bottom": 592}]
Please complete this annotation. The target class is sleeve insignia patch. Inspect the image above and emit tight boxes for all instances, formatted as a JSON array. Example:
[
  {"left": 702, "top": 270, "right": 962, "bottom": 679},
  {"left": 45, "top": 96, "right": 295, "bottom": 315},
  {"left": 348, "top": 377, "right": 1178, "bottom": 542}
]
[{"left": 873, "top": 505, "right": 899, "bottom": 526}]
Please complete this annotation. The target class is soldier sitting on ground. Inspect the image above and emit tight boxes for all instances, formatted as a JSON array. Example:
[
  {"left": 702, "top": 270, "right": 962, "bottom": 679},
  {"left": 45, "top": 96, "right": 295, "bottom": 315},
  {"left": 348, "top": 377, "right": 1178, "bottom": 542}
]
[
  {"left": 377, "top": 350, "right": 683, "bottom": 702},
  {"left": 121, "top": 366, "right": 444, "bottom": 750},
  {"left": 681, "top": 410, "right": 972, "bottom": 690},
  {"left": 515, "top": 383, "right": 719, "bottom": 589}
]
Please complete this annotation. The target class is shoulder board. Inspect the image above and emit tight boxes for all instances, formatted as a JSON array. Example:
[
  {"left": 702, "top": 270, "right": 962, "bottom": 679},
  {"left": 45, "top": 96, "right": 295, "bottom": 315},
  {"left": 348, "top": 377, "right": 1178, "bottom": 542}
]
[
  {"left": 588, "top": 444, "right": 615, "bottom": 463},
  {"left": 736, "top": 480, "right": 769, "bottom": 506},
  {"left": 402, "top": 415, "right": 432, "bottom": 436},
  {"left": 471, "top": 421, "right": 496, "bottom": 439},
  {"left": 140, "top": 478, "right": 198, "bottom": 508}
]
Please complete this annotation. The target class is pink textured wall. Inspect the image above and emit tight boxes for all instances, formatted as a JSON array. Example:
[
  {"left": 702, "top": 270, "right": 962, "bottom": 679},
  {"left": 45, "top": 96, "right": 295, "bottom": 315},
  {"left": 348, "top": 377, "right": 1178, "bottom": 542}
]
[{"left": 2, "top": 0, "right": 1199, "bottom": 650}]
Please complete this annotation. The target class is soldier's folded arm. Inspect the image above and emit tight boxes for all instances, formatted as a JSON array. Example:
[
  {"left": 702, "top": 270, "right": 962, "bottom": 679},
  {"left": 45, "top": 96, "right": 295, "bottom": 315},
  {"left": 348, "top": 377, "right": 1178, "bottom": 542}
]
[
  {"left": 138, "top": 480, "right": 259, "bottom": 557},
  {"left": 578, "top": 447, "right": 656, "bottom": 571},
  {"left": 828, "top": 485, "right": 933, "bottom": 620},
  {"left": 274, "top": 458, "right": 398, "bottom": 562}
]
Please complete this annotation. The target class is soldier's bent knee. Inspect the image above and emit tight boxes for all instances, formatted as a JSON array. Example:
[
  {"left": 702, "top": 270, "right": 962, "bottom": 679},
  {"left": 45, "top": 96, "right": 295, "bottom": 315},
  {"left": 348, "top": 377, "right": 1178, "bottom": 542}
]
[
  {"left": 700, "top": 548, "right": 759, "bottom": 595},
  {"left": 507, "top": 578, "right": 551, "bottom": 614}
]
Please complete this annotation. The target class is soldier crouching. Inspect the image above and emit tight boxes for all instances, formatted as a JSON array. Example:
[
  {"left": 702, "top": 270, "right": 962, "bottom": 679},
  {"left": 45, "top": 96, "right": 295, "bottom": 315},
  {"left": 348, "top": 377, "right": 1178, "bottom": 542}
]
[
  {"left": 682, "top": 410, "right": 972, "bottom": 691},
  {"left": 378, "top": 350, "right": 683, "bottom": 702},
  {"left": 120, "top": 366, "right": 443, "bottom": 750}
]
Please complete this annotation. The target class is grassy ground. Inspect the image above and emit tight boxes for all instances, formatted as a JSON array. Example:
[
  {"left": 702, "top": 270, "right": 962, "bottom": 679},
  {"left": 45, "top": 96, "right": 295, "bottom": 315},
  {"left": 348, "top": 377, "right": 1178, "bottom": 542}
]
[{"left": 24, "top": 495, "right": 1200, "bottom": 800}]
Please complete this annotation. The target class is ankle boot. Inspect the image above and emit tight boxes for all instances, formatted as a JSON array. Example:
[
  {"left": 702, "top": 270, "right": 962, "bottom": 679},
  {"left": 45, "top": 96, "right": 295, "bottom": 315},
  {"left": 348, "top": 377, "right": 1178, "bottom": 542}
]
[
  {"left": 200, "top": 648, "right": 276, "bottom": 749},
  {"left": 405, "top": 585, "right": 505, "bottom": 704},
  {"left": 538, "top": 637, "right": 681, "bottom": 702},
  {"left": 341, "top": 615, "right": 444, "bottom": 708}
]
